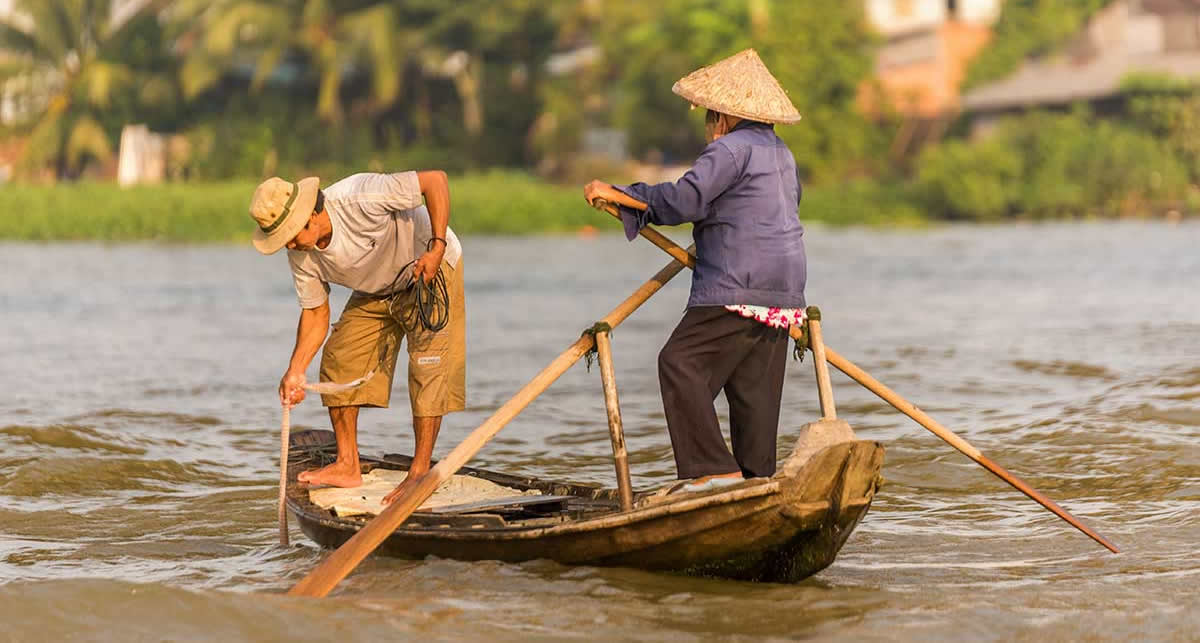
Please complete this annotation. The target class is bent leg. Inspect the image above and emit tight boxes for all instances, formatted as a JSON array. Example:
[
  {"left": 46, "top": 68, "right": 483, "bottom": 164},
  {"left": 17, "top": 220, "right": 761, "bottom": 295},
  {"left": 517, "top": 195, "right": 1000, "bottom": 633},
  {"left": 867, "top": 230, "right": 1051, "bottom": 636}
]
[
  {"left": 384, "top": 258, "right": 464, "bottom": 505},
  {"left": 298, "top": 405, "right": 363, "bottom": 487},
  {"left": 725, "top": 324, "right": 789, "bottom": 478},
  {"left": 383, "top": 415, "right": 442, "bottom": 504},
  {"left": 659, "top": 307, "right": 754, "bottom": 479},
  {"left": 304, "top": 294, "right": 401, "bottom": 486}
]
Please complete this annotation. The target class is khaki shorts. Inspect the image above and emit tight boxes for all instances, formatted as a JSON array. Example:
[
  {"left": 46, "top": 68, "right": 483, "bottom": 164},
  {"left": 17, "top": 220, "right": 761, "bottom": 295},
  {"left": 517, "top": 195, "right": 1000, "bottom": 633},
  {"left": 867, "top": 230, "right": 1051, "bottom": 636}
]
[{"left": 318, "top": 258, "right": 466, "bottom": 416}]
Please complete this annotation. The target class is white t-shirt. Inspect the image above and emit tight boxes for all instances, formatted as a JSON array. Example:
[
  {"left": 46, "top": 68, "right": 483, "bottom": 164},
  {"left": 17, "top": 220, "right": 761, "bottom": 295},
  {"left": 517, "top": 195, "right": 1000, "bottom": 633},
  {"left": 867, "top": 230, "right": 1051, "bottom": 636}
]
[{"left": 286, "top": 171, "right": 463, "bottom": 308}]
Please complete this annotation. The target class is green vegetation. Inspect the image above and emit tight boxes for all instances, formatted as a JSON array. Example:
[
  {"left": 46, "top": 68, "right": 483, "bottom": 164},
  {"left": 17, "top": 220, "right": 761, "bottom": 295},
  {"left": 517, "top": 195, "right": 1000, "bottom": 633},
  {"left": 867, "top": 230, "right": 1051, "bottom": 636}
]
[
  {"left": 2, "top": 0, "right": 1197, "bottom": 235},
  {"left": 915, "top": 109, "right": 1194, "bottom": 220},
  {"left": 0, "top": 172, "right": 930, "bottom": 242},
  {"left": 0, "top": 172, "right": 596, "bottom": 241},
  {"left": 1, "top": 181, "right": 257, "bottom": 242}
]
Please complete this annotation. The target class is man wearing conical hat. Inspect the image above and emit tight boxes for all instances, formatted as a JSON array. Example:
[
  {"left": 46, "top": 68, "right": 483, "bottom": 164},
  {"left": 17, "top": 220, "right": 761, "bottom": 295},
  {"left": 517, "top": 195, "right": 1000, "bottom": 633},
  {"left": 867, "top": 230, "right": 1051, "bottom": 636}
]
[
  {"left": 584, "top": 49, "right": 807, "bottom": 493},
  {"left": 249, "top": 170, "right": 466, "bottom": 505}
]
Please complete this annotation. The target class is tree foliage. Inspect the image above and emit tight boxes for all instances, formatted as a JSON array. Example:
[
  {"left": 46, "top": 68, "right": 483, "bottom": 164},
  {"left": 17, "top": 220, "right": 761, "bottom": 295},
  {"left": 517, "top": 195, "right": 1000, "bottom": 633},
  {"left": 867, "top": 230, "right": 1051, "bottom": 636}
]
[
  {"left": 171, "top": 0, "right": 404, "bottom": 123},
  {"left": 916, "top": 108, "right": 1190, "bottom": 220},
  {"left": 587, "top": 0, "right": 882, "bottom": 181},
  {"left": 0, "top": 0, "right": 176, "bottom": 177}
]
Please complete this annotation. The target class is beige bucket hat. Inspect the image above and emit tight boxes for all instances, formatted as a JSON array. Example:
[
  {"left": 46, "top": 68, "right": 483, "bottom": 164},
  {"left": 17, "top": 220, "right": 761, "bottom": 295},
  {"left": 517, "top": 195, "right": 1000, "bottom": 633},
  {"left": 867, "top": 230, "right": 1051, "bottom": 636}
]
[
  {"left": 249, "top": 176, "right": 320, "bottom": 254},
  {"left": 672, "top": 49, "right": 801, "bottom": 125}
]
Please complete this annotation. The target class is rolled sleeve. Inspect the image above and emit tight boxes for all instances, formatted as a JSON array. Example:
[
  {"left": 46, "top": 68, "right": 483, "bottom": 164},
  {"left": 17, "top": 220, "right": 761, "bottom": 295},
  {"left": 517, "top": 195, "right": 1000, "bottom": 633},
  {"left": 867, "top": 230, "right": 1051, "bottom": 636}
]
[
  {"left": 288, "top": 250, "right": 331, "bottom": 308},
  {"left": 345, "top": 171, "right": 424, "bottom": 218},
  {"left": 612, "top": 142, "right": 740, "bottom": 240}
]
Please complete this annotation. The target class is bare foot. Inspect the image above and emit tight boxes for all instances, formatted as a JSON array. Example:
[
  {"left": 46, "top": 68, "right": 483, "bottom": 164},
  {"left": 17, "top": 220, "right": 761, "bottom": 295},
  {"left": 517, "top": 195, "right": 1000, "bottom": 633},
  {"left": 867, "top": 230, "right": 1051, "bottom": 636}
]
[
  {"left": 297, "top": 462, "right": 362, "bottom": 487},
  {"left": 382, "top": 470, "right": 426, "bottom": 505}
]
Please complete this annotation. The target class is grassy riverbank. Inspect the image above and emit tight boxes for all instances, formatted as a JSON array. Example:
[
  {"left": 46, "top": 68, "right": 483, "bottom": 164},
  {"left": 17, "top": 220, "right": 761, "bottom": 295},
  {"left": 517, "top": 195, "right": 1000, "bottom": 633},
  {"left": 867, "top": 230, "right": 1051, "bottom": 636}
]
[{"left": 0, "top": 172, "right": 925, "bottom": 242}]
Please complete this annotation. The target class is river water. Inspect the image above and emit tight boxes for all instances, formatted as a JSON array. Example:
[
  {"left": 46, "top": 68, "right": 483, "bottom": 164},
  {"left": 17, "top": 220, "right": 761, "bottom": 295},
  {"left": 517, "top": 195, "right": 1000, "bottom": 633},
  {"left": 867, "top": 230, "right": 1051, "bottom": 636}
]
[{"left": 0, "top": 222, "right": 1196, "bottom": 641}]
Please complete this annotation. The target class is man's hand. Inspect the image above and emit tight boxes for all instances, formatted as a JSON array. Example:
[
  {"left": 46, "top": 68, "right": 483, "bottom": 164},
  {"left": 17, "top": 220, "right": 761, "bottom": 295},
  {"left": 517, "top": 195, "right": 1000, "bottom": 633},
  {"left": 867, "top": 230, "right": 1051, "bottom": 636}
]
[
  {"left": 583, "top": 180, "right": 616, "bottom": 207},
  {"left": 279, "top": 370, "right": 307, "bottom": 407},
  {"left": 413, "top": 243, "right": 445, "bottom": 284}
]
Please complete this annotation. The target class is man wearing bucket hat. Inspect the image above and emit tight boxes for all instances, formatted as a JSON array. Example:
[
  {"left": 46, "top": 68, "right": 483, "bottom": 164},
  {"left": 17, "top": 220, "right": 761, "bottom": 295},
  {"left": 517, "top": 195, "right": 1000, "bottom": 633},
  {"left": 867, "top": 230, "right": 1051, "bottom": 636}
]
[
  {"left": 584, "top": 49, "right": 807, "bottom": 493},
  {"left": 249, "top": 170, "right": 465, "bottom": 504}
]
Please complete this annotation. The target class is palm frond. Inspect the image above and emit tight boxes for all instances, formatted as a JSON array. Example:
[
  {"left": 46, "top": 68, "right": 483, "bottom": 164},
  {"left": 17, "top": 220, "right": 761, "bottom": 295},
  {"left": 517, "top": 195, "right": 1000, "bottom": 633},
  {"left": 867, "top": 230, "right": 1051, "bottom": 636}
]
[
  {"left": 21, "top": 107, "right": 68, "bottom": 171},
  {"left": 65, "top": 114, "right": 113, "bottom": 170},
  {"left": 202, "top": 2, "right": 290, "bottom": 57},
  {"left": 315, "top": 60, "right": 341, "bottom": 122},
  {"left": 103, "top": 0, "right": 162, "bottom": 46},
  {"left": 0, "top": 59, "right": 37, "bottom": 82},
  {"left": 337, "top": 4, "right": 399, "bottom": 109},
  {"left": 249, "top": 44, "right": 286, "bottom": 91},
  {"left": 47, "top": 0, "right": 85, "bottom": 62},
  {"left": 300, "top": 0, "right": 334, "bottom": 28},
  {"left": 0, "top": 21, "right": 56, "bottom": 65},
  {"left": 78, "top": 60, "right": 134, "bottom": 108},
  {"left": 138, "top": 73, "right": 177, "bottom": 108},
  {"left": 179, "top": 52, "right": 224, "bottom": 98}
]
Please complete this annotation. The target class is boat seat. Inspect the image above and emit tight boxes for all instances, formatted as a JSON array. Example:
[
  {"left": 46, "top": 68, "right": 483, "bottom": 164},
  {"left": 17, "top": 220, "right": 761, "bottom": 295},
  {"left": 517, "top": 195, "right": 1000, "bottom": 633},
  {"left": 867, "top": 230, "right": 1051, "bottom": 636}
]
[{"left": 421, "top": 494, "right": 574, "bottom": 516}]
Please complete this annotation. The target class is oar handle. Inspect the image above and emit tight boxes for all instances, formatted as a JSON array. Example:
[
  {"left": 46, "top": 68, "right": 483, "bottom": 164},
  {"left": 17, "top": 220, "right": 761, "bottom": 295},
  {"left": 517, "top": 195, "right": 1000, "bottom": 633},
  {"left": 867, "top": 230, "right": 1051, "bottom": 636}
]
[
  {"left": 598, "top": 207, "right": 1120, "bottom": 554},
  {"left": 591, "top": 191, "right": 648, "bottom": 213}
]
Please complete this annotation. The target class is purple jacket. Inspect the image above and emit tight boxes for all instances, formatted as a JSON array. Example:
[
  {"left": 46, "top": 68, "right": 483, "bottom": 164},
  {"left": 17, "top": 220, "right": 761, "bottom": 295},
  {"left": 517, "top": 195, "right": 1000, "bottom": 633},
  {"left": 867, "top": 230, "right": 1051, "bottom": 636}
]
[{"left": 615, "top": 120, "right": 807, "bottom": 309}]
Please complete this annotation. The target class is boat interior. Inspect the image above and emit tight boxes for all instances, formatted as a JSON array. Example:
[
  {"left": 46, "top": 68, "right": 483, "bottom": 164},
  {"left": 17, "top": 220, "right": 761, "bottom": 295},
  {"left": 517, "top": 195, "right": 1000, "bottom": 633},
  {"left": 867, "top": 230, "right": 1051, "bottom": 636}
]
[{"left": 289, "top": 429, "right": 648, "bottom": 529}]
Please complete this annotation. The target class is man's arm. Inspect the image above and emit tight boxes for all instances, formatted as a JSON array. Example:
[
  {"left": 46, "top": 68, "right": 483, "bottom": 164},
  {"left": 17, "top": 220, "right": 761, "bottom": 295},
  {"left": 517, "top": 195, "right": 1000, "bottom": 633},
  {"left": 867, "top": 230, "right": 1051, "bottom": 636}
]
[
  {"left": 584, "top": 142, "right": 739, "bottom": 237},
  {"left": 413, "top": 169, "right": 450, "bottom": 283},
  {"left": 279, "top": 300, "right": 331, "bottom": 406}
]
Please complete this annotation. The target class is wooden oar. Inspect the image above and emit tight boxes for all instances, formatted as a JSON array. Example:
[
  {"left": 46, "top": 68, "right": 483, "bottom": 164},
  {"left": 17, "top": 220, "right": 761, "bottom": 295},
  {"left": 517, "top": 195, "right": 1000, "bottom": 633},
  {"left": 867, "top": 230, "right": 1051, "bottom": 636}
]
[
  {"left": 820, "top": 347, "right": 1119, "bottom": 553},
  {"left": 287, "top": 251, "right": 692, "bottom": 597},
  {"left": 591, "top": 198, "right": 1120, "bottom": 554}
]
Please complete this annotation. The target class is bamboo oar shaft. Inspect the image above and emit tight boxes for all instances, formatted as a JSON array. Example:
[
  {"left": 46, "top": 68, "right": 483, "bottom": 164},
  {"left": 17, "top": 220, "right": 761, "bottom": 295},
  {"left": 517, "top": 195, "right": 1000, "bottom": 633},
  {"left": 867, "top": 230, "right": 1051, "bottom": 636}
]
[
  {"left": 807, "top": 318, "right": 837, "bottom": 420},
  {"left": 287, "top": 253, "right": 691, "bottom": 598},
  {"left": 595, "top": 330, "right": 634, "bottom": 512},
  {"left": 821, "top": 347, "right": 1120, "bottom": 554},
  {"left": 593, "top": 202, "right": 1119, "bottom": 554}
]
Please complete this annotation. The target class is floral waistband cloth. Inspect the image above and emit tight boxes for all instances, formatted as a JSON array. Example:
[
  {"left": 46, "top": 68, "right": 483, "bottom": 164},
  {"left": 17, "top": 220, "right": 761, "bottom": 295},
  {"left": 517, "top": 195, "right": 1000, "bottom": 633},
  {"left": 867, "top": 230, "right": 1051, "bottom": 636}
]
[{"left": 724, "top": 305, "right": 806, "bottom": 330}]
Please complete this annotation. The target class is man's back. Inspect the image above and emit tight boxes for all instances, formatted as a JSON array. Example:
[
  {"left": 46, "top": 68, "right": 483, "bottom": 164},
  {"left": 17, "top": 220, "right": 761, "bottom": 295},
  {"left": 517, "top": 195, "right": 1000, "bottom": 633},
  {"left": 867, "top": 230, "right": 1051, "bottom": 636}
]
[{"left": 286, "top": 172, "right": 462, "bottom": 308}]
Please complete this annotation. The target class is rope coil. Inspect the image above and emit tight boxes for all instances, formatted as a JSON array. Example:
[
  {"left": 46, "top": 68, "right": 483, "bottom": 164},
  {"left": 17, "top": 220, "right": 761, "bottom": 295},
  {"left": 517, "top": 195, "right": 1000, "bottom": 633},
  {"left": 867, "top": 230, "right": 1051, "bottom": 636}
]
[{"left": 387, "top": 240, "right": 451, "bottom": 333}]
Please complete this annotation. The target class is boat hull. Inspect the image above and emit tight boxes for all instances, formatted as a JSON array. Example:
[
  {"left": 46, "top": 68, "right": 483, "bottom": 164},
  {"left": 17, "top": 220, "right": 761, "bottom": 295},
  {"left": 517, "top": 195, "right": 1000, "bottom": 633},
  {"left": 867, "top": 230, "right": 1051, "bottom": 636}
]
[{"left": 287, "top": 432, "right": 883, "bottom": 583}]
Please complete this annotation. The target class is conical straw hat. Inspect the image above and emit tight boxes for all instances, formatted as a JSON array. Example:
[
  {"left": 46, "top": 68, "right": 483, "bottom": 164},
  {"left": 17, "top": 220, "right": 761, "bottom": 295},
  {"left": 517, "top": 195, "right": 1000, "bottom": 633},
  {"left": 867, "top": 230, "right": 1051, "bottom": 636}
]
[{"left": 672, "top": 49, "right": 801, "bottom": 124}]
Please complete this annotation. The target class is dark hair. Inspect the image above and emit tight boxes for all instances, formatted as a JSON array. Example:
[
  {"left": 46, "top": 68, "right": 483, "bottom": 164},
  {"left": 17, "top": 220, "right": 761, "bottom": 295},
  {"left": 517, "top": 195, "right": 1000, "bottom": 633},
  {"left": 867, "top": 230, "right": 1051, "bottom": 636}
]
[
  {"left": 313, "top": 189, "right": 325, "bottom": 215},
  {"left": 705, "top": 109, "right": 722, "bottom": 126}
]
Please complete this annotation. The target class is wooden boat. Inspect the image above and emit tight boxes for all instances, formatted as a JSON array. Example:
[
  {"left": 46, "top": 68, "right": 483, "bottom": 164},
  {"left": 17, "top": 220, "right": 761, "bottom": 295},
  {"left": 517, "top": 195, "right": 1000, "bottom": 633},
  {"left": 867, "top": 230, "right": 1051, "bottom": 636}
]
[{"left": 287, "top": 425, "right": 883, "bottom": 583}]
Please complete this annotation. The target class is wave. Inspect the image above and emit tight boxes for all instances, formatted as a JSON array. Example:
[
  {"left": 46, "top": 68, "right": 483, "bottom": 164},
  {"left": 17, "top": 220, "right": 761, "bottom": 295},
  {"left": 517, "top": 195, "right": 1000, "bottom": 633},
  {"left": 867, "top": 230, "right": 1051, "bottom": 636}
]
[
  {"left": 0, "top": 424, "right": 146, "bottom": 455},
  {"left": 0, "top": 456, "right": 219, "bottom": 496}
]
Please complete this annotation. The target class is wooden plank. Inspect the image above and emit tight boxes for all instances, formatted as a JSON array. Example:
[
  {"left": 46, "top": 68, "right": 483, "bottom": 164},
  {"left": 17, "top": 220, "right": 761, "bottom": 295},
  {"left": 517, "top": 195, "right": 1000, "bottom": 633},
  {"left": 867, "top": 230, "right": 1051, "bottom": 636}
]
[{"left": 423, "top": 495, "right": 574, "bottom": 515}]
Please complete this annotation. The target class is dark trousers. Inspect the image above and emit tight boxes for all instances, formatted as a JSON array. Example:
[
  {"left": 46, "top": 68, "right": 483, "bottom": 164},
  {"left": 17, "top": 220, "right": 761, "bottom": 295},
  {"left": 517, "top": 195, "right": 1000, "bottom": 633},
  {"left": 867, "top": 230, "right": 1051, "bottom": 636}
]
[{"left": 658, "top": 306, "right": 790, "bottom": 479}]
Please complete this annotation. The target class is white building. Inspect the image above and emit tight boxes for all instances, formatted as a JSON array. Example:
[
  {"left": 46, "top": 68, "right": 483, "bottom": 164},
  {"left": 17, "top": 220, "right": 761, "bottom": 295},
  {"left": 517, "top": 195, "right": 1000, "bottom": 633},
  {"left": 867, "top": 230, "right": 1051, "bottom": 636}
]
[{"left": 865, "top": 0, "right": 1003, "bottom": 37}]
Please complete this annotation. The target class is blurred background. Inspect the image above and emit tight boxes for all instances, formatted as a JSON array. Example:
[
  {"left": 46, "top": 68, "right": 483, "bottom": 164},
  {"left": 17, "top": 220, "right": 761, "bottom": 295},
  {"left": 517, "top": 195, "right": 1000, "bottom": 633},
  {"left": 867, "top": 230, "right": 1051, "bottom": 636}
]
[{"left": 2, "top": 0, "right": 1197, "bottom": 238}]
